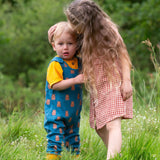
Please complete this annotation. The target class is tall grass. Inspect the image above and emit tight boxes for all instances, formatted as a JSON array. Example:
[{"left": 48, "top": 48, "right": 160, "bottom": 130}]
[
  {"left": 141, "top": 39, "right": 160, "bottom": 111},
  {"left": 0, "top": 40, "right": 160, "bottom": 159},
  {"left": 0, "top": 106, "right": 160, "bottom": 160}
]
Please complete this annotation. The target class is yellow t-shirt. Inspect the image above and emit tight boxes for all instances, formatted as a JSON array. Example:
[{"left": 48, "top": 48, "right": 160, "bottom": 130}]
[{"left": 47, "top": 56, "right": 79, "bottom": 87}]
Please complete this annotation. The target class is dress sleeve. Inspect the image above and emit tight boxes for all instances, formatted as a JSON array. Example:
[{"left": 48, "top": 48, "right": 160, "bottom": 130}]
[{"left": 47, "top": 61, "right": 63, "bottom": 87}]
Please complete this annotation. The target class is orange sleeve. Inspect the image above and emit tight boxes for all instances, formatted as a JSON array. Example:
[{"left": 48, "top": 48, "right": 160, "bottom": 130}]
[{"left": 47, "top": 61, "right": 63, "bottom": 87}]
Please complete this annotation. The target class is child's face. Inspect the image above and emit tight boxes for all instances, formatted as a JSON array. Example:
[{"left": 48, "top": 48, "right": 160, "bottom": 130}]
[{"left": 52, "top": 31, "right": 77, "bottom": 60}]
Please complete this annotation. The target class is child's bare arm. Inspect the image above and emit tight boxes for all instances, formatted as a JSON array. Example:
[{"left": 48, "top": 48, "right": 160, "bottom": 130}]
[
  {"left": 120, "top": 49, "right": 132, "bottom": 101},
  {"left": 51, "top": 74, "right": 84, "bottom": 90}
]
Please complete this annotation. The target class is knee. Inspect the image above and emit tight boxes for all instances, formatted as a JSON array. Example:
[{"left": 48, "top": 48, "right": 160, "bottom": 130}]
[{"left": 106, "top": 118, "right": 121, "bottom": 131}]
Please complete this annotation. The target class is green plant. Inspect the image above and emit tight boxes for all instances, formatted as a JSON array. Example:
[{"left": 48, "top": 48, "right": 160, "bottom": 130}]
[{"left": 142, "top": 39, "right": 160, "bottom": 112}]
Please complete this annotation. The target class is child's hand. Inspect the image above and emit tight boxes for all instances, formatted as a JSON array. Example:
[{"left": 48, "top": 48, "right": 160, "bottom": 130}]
[
  {"left": 48, "top": 24, "right": 57, "bottom": 43},
  {"left": 120, "top": 80, "right": 132, "bottom": 101},
  {"left": 74, "top": 74, "right": 84, "bottom": 84}
]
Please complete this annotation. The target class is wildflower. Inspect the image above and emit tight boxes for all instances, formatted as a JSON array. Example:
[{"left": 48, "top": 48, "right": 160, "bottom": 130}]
[{"left": 143, "top": 116, "right": 146, "bottom": 120}]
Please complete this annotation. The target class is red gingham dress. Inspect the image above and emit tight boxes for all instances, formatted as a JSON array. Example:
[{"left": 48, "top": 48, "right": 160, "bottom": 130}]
[{"left": 89, "top": 60, "right": 133, "bottom": 130}]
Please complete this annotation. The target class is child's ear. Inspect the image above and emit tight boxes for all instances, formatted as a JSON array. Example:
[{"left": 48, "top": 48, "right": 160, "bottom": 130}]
[{"left": 51, "top": 42, "right": 56, "bottom": 51}]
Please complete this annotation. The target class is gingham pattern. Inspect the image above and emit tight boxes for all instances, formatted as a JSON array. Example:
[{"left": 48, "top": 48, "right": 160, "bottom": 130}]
[{"left": 89, "top": 60, "right": 133, "bottom": 130}]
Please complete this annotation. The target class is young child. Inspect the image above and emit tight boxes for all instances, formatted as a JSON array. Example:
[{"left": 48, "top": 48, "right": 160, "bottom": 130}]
[
  {"left": 44, "top": 21, "right": 84, "bottom": 160},
  {"left": 65, "top": 0, "right": 133, "bottom": 159}
]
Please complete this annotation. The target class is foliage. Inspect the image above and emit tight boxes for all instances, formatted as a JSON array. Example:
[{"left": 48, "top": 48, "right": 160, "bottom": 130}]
[
  {"left": 141, "top": 39, "right": 160, "bottom": 111},
  {"left": 0, "top": 0, "right": 71, "bottom": 80},
  {"left": 131, "top": 41, "right": 160, "bottom": 117},
  {"left": 118, "top": 0, "right": 160, "bottom": 71},
  {"left": 0, "top": 0, "right": 160, "bottom": 84},
  {"left": 0, "top": 72, "right": 44, "bottom": 117},
  {"left": 97, "top": 0, "right": 160, "bottom": 71}
]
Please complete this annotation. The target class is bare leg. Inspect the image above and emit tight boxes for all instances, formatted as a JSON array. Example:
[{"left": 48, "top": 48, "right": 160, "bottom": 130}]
[
  {"left": 106, "top": 118, "right": 122, "bottom": 160},
  {"left": 96, "top": 118, "right": 122, "bottom": 160},
  {"left": 96, "top": 125, "right": 109, "bottom": 148}
]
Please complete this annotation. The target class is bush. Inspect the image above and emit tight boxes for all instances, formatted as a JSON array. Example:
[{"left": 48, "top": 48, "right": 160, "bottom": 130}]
[
  {"left": 0, "top": 0, "right": 70, "bottom": 80},
  {"left": 0, "top": 72, "right": 44, "bottom": 117}
]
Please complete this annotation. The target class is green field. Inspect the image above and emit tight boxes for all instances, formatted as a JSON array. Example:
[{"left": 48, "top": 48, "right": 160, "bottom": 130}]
[
  {"left": 0, "top": 102, "right": 160, "bottom": 160},
  {"left": 0, "top": 84, "right": 160, "bottom": 160}
]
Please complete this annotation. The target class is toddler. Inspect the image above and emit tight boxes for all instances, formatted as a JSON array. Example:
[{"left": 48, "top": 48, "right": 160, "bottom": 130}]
[{"left": 44, "top": 21, "right": 84, "bottom": 160}]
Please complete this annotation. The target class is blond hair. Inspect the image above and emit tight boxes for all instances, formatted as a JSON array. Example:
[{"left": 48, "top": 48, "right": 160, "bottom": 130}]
[
  {"left": 48, "top": 21, "right": 77, "bottom": 43},
  {"left": 48, "top": 21, "right": 82, "bottom": 55},
  {"left": 65, "top": 0, "right": 132, "bottom": 93}
]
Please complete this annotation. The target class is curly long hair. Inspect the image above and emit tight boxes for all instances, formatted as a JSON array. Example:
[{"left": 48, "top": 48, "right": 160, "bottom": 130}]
[{"left": 65, "top": 0, "right": 132, "bottom": 93}]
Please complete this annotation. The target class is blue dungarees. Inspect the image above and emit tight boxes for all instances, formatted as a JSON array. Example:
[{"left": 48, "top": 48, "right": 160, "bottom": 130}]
[{"left": 44, "top": 57, "right": 82, "bottom": 155}]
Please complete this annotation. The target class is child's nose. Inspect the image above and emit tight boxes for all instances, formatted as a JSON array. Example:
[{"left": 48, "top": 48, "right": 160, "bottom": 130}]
[{"left": 64, "top": 44, "right": 68, "bottom": 49}]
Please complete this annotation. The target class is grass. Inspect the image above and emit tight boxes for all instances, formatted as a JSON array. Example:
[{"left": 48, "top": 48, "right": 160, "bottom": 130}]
[{"left": 0, "top": 99, "right": 160, "bottom": 160}]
